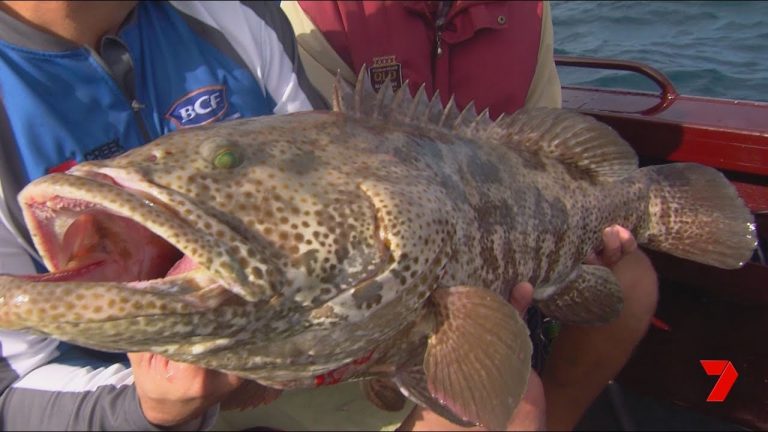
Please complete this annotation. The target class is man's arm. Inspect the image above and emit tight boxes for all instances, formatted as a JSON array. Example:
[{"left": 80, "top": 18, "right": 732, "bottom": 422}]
[
  {"left": 0, "top": 332, "right": 221, "bottom": 431},
  {"left": 0, "top": 324, "right": 231, "bottom": 430},
  {"left": 240, "top": 1, "right": 330, "bottom": 112},
  {"left": 170, "top": 1, "right": 328, "bottom": 113},
  {"left": 280, "top": 0, "right": 357, "bottom": 106}
]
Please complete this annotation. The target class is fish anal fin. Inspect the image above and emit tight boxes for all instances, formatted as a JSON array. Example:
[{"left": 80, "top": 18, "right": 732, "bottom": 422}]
[
  {"left": 415, "top": 285, "right": 531, "bottom": 430},
  {"left": 535, "top": 264, "right": 623, "bottom": 325}
]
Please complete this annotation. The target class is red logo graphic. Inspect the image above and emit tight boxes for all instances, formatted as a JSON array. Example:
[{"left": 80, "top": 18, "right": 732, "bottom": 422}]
[
  {"left": 47, "top": 159, "right": 78, "bottom": 174},
  {"left": 700, "top": 360, "right": 738, "bottom": 402}
]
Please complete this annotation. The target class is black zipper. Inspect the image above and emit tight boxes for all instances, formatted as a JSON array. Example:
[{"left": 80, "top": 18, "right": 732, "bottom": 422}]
[{"left": 90, "top": 37, "right": 151, "bottom": 144}]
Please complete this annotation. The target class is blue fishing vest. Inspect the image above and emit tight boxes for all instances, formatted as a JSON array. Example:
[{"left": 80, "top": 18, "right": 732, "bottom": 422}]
[{"left": 0, "top": 1, "right": 276, "bottom": 183}]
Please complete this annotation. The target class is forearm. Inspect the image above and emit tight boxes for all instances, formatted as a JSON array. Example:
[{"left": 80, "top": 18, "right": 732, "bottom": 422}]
[
  {"left": 0, "top": 340, "right": 217, "bottom": 431},
  {"left": 2, "top": 380, "right": 150, "bottom": 431}
]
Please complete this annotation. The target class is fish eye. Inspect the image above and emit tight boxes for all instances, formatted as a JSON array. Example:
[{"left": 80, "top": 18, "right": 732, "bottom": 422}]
[
  {"left": 213, "top": 148, "right": 241, "bottom": 169},
  {"left": 200, "top": 137, "right": 243, "bottom": 170}
]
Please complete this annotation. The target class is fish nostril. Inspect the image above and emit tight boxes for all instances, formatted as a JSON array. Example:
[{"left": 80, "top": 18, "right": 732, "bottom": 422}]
[{"left": 147, "top": 150, "right": 174, "bottom": 163}]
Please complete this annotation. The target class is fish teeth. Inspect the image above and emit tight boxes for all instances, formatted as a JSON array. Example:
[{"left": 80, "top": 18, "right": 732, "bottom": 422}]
[{"left": 47, "top": 197, "right": 98, "bottom": 213}]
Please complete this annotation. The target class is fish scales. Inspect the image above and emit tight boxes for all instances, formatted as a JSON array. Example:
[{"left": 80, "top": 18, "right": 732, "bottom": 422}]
[{"left": 0, "top": 70, "right": 756, "bottom": 429}]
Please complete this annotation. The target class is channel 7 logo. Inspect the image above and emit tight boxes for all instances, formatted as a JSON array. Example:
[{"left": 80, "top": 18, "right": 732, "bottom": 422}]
[{"left": 700, "top": 360, "right": 738, "bottom": 402}]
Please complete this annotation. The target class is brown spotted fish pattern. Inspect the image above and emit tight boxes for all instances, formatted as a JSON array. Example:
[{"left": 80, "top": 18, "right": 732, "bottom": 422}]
[{"left": 0, "top": 71, "right": 757, "bottom": 429}]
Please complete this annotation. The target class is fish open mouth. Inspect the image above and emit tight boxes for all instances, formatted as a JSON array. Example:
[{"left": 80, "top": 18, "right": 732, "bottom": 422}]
[
  {"left": 22, "top": 203, "right": 187, "bottom": 283},
  {"left": 12, "top": 164, "right": 291, "bottom": 309},
  {"left": 18, "top": 171, "right": 206, "bottom": 285},
  {"left": 0, "top": 168, "right": 262, "bottom": 345}
]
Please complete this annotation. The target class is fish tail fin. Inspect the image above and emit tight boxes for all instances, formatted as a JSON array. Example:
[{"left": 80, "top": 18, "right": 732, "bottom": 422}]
[{"left": 639, "top": 163, "right": 756, "bottom": 269}]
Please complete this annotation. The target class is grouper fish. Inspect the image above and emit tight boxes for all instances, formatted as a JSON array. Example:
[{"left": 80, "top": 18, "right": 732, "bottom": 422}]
[{"left": 0, "top": 71, "right": 757, "bottom": 429}]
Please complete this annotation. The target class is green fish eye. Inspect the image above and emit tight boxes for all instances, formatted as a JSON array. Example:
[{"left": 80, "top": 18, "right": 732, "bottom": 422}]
[{"left": 213, "top": 149, "right": 241, "bottom": 169}]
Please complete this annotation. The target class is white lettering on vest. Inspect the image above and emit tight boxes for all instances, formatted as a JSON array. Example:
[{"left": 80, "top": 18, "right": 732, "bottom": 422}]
[{"left": 180, "top": 92, "right": 223, "bottom": 123}]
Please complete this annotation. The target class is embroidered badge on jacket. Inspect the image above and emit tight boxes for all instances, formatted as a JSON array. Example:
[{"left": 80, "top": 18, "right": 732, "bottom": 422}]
[{"left": 369, "top": 56, "right": 403, "bottom": 93}]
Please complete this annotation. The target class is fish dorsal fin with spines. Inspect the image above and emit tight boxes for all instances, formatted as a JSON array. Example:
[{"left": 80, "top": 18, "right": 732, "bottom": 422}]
[{"left": 332, "top": 67, "right": 637, "bottom": 183}]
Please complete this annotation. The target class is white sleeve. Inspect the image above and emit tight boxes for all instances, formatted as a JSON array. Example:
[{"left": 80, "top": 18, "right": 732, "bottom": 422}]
[
  {"left": 0, "top": 222, "right": 61, "bottom": 392},
  {"left": 170, "top": 1, "right": 326, "bottom": 114}
]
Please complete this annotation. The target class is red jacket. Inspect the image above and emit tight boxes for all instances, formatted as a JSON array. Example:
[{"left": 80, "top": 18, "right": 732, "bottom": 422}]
[{"left": 297, "top": 1, "right": 545, "bottom": 119}]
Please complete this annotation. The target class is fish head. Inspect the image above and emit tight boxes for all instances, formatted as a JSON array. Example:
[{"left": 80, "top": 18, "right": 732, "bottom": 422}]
[
  {"left": 0, "top": 112, "right": 441, "bottom": 368},
  {"left": 18, "top": 119, "right": 293, "bottom": 300}
]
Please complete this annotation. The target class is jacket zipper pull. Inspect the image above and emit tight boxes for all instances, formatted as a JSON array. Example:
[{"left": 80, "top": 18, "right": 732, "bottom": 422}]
[
  {"left": 434, "top": 1, "right": 450, "bottom": 57},
  {"left": 131, "top": 100, "right": 145, "bottom": 111}
]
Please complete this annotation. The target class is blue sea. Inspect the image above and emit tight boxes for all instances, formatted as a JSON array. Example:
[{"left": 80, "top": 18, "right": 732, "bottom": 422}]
[{"left": 551, "top": 1, "right": 768, "bottom": 102}]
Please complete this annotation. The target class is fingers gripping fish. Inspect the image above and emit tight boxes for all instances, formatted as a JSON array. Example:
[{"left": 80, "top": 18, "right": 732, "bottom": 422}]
[{"left": 0, "top": 69, "right": 757, "bottom": 429}]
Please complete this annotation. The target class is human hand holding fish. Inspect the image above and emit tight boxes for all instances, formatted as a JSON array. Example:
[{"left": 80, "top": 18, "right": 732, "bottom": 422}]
[
  {"left": 130, "top": 352, "right": 286, "bottom": 427},
  {"left": 128, "top": 351, "right": 243, "bottom": 428},
  {"left": 585, "top": 225, "right": 639, "bottom": 268}
]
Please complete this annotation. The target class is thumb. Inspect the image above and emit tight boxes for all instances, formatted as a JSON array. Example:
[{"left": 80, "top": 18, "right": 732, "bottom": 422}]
[{"left": 508, "top": 281, "right": 534, "bottom": 316}]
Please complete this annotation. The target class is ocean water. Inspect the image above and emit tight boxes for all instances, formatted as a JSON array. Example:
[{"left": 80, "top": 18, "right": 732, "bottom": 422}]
[{"left": 551, "top": 1, "right": 768, "bottom": 102}]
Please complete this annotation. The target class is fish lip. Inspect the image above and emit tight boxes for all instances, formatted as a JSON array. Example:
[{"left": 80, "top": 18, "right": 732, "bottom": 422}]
[{"left": 17, "top": 169, "right": 249, "bottom": 288}]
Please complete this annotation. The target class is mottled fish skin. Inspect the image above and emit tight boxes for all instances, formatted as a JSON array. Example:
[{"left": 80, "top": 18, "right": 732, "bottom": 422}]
[{"left": 0, "top": 70, "right": 756, "bottom": 428}]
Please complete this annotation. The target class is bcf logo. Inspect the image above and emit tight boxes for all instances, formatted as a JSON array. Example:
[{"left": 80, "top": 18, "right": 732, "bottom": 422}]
[{"left": 166, "top": 86, "right": 229, "bottom": 128}]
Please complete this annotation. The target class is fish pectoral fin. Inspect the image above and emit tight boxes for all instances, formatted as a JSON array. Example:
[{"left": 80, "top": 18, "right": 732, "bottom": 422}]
[
  {"left": 394, "top": 286, "right": 532, "bottom": 430},
  {"left": 535, "top": 264, "right": 623, "bottom": 325},
  {"left": 361, "top": 377, "right": 407, "bottom": 412}
]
